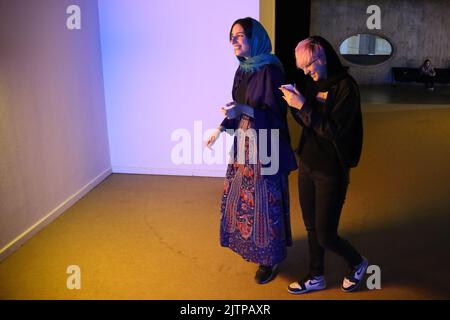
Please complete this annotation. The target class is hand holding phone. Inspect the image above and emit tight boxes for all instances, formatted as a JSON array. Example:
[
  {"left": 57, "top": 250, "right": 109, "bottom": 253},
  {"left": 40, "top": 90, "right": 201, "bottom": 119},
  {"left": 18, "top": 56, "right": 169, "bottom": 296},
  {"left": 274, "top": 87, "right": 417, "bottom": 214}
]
[{"left": 279, "top": 84, "right": 297, "bottom": 92}]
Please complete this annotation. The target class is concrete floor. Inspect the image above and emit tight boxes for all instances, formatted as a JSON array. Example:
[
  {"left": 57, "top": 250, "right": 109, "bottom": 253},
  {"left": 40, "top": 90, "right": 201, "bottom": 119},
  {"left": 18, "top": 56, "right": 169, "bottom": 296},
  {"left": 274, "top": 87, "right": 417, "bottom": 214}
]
[
  {"left": 1, "top": 88, "right": 450, "bottom": 300},
  {"left": 360, "top": 84, "right": 450, "bottom": 105}
]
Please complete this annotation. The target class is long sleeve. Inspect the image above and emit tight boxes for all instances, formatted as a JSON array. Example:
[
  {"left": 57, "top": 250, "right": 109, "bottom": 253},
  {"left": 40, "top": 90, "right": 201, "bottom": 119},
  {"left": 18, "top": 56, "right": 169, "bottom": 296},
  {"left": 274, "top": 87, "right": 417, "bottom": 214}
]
[
  {"left": 250, "top": 64, "right": 297, "bottom": 173},
  {"left": 290, "top": 105, "right": 306, "bottom": 127},
  {"left": 219, "top": 117, "right": 237, "bottom": 133},
  {"left": 294, "top": 79, "right": 360, "bottom": 141},
  {"left": 251, "top": 64, "right": 289, "bottom": 133},
  {"left": 223, "top": 64, "right": 297, "bottom": 174}
]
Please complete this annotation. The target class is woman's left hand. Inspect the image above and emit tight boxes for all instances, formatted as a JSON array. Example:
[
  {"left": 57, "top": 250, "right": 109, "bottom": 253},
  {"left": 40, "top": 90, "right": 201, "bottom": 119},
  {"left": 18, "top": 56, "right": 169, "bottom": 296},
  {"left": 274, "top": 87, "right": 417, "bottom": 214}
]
[{"left": 279, "top": 86, "right": 305, "bottom": 110}]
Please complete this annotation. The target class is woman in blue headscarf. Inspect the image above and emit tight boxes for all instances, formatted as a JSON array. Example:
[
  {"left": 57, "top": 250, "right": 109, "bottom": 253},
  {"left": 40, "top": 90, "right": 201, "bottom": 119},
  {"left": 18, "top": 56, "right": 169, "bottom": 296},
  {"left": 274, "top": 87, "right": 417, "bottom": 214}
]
[{"left": 206, "top": 17, "right": 297, "bottom": 284}]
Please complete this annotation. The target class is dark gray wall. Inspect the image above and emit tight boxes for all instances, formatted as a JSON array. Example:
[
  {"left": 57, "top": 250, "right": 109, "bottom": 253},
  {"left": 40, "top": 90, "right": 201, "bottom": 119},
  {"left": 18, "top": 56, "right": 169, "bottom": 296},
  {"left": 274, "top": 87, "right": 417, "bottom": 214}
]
[{"left": 310, "top": 0, "right": 450, "bottom": 84}]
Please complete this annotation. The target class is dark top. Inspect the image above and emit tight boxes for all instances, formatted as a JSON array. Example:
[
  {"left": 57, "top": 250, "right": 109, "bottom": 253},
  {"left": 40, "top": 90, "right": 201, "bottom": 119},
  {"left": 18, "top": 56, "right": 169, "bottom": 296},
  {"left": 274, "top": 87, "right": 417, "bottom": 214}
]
[
  {"left": 291, "top": 74, "right": 363, "bottom": 171},
  {"left": 220, "top": 64, "right": 297, "bottom": 175},
  {"left": 300, "top": 98, "right": 342, "bottom": 174}
]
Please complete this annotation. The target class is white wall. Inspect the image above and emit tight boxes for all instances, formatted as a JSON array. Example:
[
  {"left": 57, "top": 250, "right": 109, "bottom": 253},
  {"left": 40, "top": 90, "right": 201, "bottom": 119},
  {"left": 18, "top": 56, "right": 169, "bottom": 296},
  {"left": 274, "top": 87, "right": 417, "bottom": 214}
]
[
  {"left": 98, "top": 0, "right": 259, "bottom": 177},
  {"left": 0, "top": 0, "right": 111, "bottom": 260}
]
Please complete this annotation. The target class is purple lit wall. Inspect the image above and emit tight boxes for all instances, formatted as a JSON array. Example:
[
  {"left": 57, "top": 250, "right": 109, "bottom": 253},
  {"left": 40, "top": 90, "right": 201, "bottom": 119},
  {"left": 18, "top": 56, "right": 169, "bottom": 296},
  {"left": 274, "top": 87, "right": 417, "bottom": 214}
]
[{"left": 98, "top": 0, "right": 259, "bottom": 177}]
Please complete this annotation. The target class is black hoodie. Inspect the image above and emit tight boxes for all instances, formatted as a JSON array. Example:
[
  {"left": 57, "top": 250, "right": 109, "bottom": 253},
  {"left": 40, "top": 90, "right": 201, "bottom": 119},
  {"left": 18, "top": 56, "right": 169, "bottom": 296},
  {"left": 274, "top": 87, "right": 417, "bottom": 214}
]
[{"left": 291, "top": 36, "right": 363, "bottom": 170}]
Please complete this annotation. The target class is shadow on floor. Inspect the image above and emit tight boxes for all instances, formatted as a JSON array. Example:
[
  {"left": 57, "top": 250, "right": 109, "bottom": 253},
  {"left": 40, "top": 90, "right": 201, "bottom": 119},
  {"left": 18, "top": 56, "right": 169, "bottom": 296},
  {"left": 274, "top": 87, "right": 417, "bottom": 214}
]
[{"left": 277, "top": 206, "right": 450, "bottom": 298}]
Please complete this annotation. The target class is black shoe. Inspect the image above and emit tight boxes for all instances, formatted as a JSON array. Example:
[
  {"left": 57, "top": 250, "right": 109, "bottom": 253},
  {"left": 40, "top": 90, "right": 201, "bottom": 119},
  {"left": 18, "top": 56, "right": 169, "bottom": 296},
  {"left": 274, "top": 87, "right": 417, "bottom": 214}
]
[
  {"left": 254, "top": 264, "right": 278, "bottom": 284},
  {"left": 342, "top": 257, "right": 369, "bottom": 292}
]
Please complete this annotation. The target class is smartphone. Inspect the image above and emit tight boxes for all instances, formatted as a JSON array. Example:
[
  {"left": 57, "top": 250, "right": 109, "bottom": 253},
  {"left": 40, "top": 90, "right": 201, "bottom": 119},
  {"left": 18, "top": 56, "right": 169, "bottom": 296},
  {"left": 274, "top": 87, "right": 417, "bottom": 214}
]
[{"left": 280, "top": 84, "right": 296, "bottom": 92}]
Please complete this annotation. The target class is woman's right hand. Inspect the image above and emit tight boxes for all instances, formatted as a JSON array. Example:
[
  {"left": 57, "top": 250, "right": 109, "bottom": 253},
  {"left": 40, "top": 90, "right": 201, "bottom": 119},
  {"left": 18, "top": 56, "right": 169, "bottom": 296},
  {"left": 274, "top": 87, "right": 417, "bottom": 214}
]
[
  {"left": 279, "top": 85, "right": 305, "bottom": 110},
  {"left": 221, "top": 102, "right": 240, "bottom": 119},
  {"left": 206, "top": 128, "right": 222, "bottom": 149}
]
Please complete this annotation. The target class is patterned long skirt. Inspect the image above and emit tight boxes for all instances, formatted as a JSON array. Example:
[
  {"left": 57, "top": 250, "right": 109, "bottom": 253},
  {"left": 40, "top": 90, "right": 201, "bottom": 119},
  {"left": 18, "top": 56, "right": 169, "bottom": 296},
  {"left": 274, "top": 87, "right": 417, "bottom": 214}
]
[{"left": 219, "top": 117, "right": 292, "bottom": 266}]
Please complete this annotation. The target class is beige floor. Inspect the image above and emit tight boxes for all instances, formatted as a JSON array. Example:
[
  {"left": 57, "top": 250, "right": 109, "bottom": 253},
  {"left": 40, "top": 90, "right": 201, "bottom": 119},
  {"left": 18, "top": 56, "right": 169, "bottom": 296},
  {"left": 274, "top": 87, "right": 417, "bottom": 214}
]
[{"left": 1, "top": 107, "right": 450, "bottom": 300}]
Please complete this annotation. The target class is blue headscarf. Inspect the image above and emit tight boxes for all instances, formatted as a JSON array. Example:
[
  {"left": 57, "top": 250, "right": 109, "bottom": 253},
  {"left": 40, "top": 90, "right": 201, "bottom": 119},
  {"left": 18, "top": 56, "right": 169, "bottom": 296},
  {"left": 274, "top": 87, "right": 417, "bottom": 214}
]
[{"left": 236, "top": 18, "right": 283, "bottom": 73}]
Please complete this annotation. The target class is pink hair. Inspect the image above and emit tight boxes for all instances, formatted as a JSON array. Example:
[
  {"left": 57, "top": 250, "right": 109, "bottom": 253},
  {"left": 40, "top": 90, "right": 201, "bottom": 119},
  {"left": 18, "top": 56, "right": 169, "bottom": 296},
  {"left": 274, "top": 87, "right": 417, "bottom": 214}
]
[{"left": 295, "top": 38, "right": 326, "bottom": 69}]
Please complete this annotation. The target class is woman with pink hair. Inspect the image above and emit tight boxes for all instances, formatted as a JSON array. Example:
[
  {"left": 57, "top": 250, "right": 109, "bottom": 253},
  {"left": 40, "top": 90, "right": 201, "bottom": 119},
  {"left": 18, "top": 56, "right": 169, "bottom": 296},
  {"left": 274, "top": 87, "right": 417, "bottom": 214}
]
[{"left": 280, "top": 36, "right": 368, "bottom": 294}]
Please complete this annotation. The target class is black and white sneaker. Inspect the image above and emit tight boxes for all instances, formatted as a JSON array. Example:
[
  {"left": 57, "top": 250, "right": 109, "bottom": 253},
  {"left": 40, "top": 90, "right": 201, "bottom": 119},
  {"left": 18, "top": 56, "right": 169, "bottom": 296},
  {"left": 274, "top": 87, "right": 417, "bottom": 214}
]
[
  {"left": 342, "top": 256, "right": 369, "bottom": 292},
  {"left": 255, "top": 264, "right": 278, "bottom": 284},
  {"left": 287, "top": 275, "right": 326, "bottom": 294}
]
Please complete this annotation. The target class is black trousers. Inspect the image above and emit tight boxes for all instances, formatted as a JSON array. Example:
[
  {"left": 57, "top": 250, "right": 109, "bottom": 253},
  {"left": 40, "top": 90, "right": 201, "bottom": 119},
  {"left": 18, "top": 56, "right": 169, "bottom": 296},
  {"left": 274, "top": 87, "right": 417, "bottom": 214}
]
[{"left": 298, "top": 161, "right": 362, "bottom": 276}]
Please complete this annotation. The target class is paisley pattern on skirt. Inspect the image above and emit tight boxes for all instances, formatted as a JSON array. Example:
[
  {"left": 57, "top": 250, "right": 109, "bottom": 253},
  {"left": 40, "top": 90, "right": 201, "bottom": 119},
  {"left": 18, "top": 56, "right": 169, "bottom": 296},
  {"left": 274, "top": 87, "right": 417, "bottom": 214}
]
[{"left": 220, "top": 116, "right": 292, "bottom": 266}]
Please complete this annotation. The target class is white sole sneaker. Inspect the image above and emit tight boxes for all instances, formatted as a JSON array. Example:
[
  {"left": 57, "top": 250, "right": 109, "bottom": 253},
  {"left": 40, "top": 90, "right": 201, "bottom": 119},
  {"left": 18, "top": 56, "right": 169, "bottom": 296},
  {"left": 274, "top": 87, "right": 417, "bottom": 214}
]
[
  {"left": 342, "top": 257, "right": 369, "bottom": 292},
  {"left": 288, "top": 276, "right": 326, "bottom": 294}
]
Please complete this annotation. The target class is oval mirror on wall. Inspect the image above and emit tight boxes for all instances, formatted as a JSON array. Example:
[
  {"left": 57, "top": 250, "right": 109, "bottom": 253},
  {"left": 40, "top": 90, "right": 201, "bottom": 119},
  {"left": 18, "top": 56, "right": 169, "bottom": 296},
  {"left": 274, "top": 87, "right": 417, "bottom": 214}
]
[{"left": 339, "top": 33, "right": 393, "bottom": 66}]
